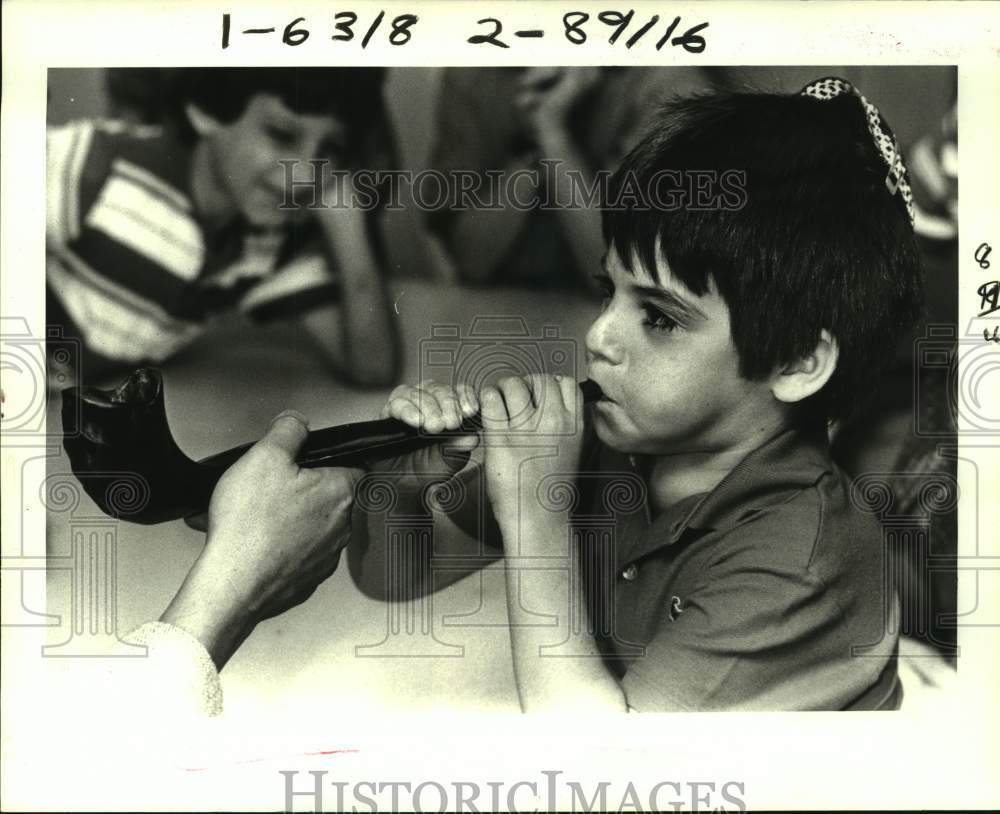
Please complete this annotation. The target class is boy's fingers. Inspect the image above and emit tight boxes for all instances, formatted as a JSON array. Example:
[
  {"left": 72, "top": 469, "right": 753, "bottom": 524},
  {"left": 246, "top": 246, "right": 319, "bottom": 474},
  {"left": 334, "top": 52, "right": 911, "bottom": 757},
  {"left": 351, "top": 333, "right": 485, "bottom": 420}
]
[
  {"left": 479, "top": 386, "right": 508, "bottom": 433},
  {"left": 381, "top": 384, "right": 420, "bottom": 419},
  {"left": 385, "top": 397, "right": 423, "bottom": 428},
  {"left": 385, "top": 385, "right": 421, "bottom": 421},
  {"left": 388, "top": 384, "right": 417, "bottom": 402},
  {"left": 409, "top": 380, "right": 450, "bottom": 434},
  {"left": 496, "top": 376, "right": 533, "bottom": 429},
  {"left": 527, "top": 374, "right": 567, "bottom": 427},
  {"left": 525, "top": 374, "right": 552, "bottom": 408},
  {"left": 259, "top": 410, "right": 310, "bottom": 459},
  {"left": 426, "top": 383, "right": 464, "bottom": 429},
  {"left": 385, "top": 382, "right": 465, "bottom": 434},
  {"left": 387, "top": 384, "right": 440, "bottom": 429},
  {"left": 555, "top": 374, "right": 579, "bottom": 414},
  {"left": 456, "top": 383, "right": 480, "bottom": 419}
]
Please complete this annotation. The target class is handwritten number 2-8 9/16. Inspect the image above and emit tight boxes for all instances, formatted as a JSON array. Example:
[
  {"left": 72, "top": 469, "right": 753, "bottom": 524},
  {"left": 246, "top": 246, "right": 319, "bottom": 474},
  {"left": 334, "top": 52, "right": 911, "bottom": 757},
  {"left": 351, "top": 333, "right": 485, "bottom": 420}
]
[
  {"left": 466, "top": 11, "right": 708, "bottom": 51},
  {"left": 221, "top": 13, "right": 418, "bottom": 48}
]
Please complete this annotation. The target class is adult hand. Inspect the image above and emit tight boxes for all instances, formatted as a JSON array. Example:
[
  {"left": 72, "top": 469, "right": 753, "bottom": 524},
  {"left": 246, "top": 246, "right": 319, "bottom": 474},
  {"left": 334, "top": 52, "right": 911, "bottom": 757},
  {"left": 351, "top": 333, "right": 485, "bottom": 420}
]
[{"left": 162, "top": 410, "right": 362, "bottom": 669}]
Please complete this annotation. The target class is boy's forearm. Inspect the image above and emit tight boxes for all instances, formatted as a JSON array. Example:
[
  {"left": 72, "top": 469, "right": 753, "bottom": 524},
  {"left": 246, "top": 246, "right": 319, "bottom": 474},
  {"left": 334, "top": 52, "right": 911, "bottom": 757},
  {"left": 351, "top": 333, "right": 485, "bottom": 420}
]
[
  {"left": 536, "top": 130, "right": 604, "bottom": 293},
  {"left": 338, "top": 256, "right": 400, "bottom": 386},
  {"left": 313, "top": 208, "right": 400, "bottom": 386},
  {"left": 500, "top": 512, "right": 628, "bottom": 712}
]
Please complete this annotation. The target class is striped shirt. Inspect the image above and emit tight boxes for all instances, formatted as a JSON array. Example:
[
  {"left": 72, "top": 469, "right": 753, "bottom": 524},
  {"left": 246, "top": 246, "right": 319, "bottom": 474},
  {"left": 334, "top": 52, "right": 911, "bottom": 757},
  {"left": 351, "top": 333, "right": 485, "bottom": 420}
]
[{"left": 46, "top": 119, "right": 343, "bottom": 364}]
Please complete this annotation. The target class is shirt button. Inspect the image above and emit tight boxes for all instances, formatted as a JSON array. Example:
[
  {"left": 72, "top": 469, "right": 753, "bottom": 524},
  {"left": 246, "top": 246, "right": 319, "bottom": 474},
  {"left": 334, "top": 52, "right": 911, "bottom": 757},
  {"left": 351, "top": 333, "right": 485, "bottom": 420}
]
[{"left": 621, "top": 563, "right": 639, "bottom": 581}]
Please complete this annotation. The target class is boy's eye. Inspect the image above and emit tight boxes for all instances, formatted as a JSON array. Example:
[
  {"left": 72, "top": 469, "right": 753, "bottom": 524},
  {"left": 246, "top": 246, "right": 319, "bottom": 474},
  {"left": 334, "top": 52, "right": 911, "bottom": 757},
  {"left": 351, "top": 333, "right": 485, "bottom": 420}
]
[{"left": 642, "top": 304, "right": 678, "bottom": 333}]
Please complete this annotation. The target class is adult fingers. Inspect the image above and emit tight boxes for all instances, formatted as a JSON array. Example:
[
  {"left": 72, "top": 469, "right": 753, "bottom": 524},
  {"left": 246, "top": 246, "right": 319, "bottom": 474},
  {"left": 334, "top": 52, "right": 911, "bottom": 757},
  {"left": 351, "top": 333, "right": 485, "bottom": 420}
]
[{"left": 258, "top": 410, "right": 310, "bottom": 461}]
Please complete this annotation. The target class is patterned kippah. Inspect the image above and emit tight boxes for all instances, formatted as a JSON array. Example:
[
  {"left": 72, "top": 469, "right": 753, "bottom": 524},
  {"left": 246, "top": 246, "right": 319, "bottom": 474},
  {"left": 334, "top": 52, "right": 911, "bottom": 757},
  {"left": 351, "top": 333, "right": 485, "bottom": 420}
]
[{"left": 800, "top": 76, "right": 915, "bottom": 227}]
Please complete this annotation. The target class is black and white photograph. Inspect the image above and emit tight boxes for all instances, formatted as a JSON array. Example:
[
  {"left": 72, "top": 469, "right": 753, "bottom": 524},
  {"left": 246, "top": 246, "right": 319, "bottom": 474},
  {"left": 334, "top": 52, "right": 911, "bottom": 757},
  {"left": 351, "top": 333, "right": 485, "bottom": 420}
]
[{"left": 2, "top": 2, "right": 998, "bottom": 811}]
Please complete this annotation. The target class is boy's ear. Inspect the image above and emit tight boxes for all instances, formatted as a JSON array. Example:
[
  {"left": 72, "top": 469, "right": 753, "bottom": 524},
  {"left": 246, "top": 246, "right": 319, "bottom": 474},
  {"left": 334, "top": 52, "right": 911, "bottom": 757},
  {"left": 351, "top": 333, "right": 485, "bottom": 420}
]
[
  {"left": 770, "top": 330, "right": 839, "bottom": 405},
  {"left": 184, "top": 103, "right": 222, "bottom": 138}
]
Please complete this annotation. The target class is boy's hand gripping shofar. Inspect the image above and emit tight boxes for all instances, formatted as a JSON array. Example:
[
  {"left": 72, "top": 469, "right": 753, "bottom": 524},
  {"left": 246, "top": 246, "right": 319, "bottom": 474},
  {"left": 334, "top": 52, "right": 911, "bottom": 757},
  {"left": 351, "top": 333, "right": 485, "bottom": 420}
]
[{"left": 61, "top": 367, "right": 601, "bottom": 525}]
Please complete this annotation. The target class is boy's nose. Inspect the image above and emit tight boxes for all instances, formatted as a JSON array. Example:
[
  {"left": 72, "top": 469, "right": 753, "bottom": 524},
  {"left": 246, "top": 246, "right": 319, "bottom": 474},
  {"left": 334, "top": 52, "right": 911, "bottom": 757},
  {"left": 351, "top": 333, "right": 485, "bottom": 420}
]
[{"left": 585, "top": 310, "right": 624, "bottom": 367}]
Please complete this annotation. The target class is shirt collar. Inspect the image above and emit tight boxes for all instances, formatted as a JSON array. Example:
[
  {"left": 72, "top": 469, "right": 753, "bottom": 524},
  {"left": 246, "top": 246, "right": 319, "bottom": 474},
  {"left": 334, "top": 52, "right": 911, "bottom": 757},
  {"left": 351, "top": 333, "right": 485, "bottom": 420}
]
[{"left": 611, "top": 424, "right": 833, "bottom": 564}]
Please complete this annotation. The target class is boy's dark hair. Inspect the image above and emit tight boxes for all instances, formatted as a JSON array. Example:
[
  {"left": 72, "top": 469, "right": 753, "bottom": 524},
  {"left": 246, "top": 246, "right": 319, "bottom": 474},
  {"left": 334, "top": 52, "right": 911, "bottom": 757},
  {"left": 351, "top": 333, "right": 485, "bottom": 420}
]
[
  {"left": 162, "top": 67, "right": 390, "bottom": 166},
  {"left": 602, "top": 87, "right": 924, "bottom": 423}
]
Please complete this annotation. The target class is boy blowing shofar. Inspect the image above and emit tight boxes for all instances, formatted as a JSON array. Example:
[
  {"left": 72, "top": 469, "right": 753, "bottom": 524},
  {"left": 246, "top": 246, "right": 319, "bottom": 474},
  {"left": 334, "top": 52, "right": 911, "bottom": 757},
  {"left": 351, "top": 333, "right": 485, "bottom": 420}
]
[
  {"left": 117, "top": 79, "right": 922, "bottom": 715},
  {"left": 367, "top": 79, "right": 923, "bottom": 711}
]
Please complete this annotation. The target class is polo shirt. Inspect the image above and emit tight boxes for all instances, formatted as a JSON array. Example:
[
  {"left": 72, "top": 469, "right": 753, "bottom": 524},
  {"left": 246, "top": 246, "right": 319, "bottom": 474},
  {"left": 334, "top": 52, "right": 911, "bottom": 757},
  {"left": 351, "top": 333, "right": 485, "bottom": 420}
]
[
  {"left": 46, "top": 119, "right": 349, "bottom": 365},
  {"left": 574, "top": 422, "right": 902, "bottom": 711}
]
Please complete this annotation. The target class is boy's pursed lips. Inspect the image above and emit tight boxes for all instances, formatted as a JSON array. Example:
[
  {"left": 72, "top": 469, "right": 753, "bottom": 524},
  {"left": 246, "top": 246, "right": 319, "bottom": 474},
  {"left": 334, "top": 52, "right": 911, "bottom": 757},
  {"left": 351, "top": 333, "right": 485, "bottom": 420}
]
[{"left": 586, "top": 375, "right": 615, "bottom": 403}]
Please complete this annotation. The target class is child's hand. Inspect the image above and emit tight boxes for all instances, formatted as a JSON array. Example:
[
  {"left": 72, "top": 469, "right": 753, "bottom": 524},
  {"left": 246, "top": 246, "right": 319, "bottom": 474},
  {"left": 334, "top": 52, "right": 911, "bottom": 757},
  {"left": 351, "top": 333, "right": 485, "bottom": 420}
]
[
  {"left": 376, "top": 381, "right": 481, "bottom": 487},
  {"left": 315, "top": 165, "right": 367, "bottom": 218},
  {"left": 479, "top": 374, "right": 585, "bottom": 533},
  {"left": 516, "top": 66, "right": 602, "bottom": 137}
]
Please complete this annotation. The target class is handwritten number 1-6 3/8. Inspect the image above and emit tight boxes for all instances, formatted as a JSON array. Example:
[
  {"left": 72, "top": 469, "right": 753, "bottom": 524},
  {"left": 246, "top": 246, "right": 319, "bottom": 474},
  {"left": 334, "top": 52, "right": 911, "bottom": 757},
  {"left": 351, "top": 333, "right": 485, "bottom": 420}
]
[{"left": 221, "top": 13, "right": 419, "bottom": 48}]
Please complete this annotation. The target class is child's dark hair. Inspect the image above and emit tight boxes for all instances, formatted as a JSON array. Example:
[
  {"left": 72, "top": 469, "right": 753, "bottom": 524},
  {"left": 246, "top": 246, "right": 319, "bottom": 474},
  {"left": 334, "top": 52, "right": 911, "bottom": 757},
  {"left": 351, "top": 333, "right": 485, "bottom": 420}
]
[
  {"left": 602, "top": 85, "right": 924, "bottom": 423},
  {"left": 163, "top": 67, "right": 388, "bottom": 162}
]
